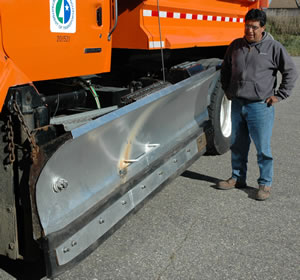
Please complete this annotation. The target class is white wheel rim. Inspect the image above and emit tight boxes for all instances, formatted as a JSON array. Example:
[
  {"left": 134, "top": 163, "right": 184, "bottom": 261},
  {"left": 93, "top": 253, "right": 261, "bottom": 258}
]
[{"left": 220, "top": 95, "right": 232, "bottom": 138}]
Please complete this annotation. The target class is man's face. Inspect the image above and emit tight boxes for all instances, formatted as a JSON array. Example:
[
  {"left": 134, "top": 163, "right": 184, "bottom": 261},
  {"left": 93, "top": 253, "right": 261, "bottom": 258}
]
[{"left": 244, "top": 20, "right": 265, "bottom": 43}]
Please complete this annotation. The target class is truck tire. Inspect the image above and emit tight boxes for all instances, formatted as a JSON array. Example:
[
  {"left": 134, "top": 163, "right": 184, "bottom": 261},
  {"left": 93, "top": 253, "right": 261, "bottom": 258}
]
[{"left": 207, "top": 81, "right": 231, "bottom": 155}]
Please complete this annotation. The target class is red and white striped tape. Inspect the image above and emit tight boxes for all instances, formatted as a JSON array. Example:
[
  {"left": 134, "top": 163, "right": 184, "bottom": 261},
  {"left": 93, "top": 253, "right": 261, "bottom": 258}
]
[{"left": 143, "top": 9, "right": 244, "bottom": 23}]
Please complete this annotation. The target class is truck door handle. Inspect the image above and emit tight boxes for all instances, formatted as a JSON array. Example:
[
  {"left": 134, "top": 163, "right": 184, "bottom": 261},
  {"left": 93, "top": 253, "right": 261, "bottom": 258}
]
[
  {"left": 108, "top": 0, "right": 118, "bottom": 41},
  {"left": 97, "top": 7, "right": 102, "bottom": 26}
]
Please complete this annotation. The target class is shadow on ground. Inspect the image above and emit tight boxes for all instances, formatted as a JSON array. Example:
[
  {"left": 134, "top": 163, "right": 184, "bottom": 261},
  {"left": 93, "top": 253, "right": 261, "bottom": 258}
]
[
  {"left": 181, "top": 170, "right": 258, "bottom": 200},
  {"left": 0, "top": 256, "right": 46, "bottom": 280}
]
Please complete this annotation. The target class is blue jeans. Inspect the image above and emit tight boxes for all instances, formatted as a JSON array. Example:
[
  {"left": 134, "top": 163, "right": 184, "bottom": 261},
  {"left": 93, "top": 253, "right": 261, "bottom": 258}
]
[{"left": 231, "top": 98, "right": 274, "bottom": 186}]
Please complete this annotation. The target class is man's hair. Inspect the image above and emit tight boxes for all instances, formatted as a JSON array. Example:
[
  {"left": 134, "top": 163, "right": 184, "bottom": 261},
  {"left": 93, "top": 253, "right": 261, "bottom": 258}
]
[{"left": 245, "top": 9, "right": 267, "bottom": 27}]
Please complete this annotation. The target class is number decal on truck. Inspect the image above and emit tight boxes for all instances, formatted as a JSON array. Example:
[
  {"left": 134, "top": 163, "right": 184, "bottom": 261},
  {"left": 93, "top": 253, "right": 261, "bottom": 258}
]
[{"left": 50, "top": 0, "right": 76, "bottom": 33}]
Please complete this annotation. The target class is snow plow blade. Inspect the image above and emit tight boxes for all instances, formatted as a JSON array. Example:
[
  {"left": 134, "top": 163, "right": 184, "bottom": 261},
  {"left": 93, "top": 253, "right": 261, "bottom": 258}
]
[{"left": 37, "top": 67, "right": 219, "bottom": 277}]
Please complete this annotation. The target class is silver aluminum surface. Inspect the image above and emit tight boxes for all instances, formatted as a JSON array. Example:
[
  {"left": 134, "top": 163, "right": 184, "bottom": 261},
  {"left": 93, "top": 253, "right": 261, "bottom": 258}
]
[
  {"left": 55, "top": 136, "right": 202, "bottom": 265},
  {"left": 50, "top": 106, "right": 118, "bottom": 131},
  {"left": 35, "top": 68, "right": 218, "bottom": 236}
]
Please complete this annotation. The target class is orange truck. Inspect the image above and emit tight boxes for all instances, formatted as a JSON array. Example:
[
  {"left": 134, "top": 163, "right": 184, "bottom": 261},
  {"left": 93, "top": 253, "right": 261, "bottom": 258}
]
[{"left": 0, "top": 0, "right": 269, "bottom": 277}]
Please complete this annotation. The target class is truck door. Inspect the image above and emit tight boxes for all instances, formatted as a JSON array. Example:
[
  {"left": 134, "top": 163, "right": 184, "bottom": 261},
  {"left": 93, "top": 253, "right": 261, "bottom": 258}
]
[{"left": 0, "top": 0, "right": 112, "bottom": 82}]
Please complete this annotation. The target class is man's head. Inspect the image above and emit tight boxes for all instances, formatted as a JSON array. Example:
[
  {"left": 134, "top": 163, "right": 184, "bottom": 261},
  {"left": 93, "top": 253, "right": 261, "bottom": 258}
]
[{"left": 244, "top": 9, "right": 266, "bottom": 43}]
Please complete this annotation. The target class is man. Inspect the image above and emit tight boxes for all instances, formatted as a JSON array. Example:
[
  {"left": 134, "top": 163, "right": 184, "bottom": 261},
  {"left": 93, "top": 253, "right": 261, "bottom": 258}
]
[{"left": 218, "top": 9, "right": 298, "bottom": 200}]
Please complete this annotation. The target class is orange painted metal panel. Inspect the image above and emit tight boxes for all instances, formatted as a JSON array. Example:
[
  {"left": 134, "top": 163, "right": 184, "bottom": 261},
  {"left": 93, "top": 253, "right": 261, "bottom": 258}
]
[
  {"left": 0, "top": 45, "right": 31, "bottom": 112},
  {"left": 0, "top": 0, "right": 111, "bottom": 82},
  {"left": 260, "top": 0, "right": 270, "bottom": 8},
  {"left": 113, "top": 0, "right": 262, "bottom": 49}
]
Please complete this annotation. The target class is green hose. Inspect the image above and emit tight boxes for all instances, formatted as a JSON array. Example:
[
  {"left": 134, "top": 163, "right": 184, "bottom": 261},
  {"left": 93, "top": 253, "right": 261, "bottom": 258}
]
[{"left": 89, "top": 85, "right": 101, "bottom": 109}]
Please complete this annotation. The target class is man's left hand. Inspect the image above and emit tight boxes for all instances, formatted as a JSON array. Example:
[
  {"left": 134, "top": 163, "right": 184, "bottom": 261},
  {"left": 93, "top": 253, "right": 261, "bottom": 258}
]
[{"left": 266, "top": 96, "right": 279, "bottom": 106}]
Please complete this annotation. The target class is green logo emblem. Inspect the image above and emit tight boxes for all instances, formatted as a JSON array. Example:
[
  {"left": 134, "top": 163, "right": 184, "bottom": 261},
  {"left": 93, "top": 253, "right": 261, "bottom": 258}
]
[{"left": 50, "top": 0, "right": 76, "bottom": 33}]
